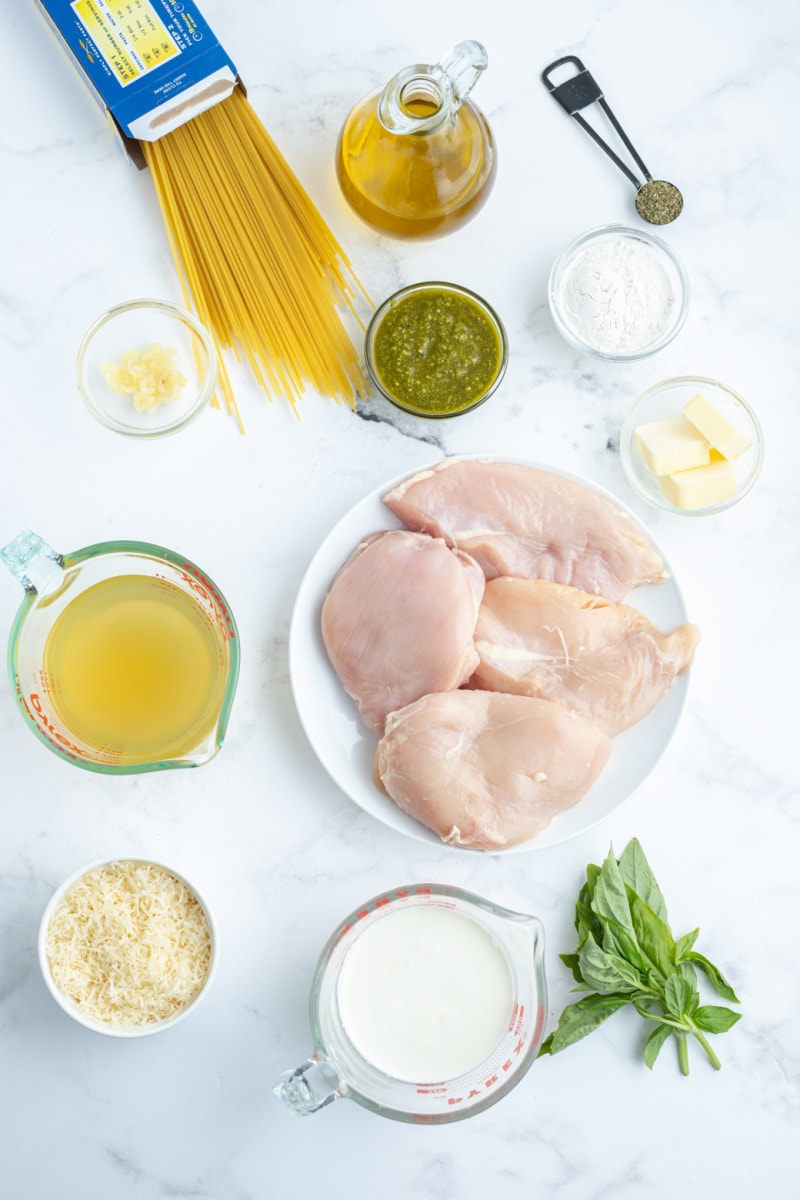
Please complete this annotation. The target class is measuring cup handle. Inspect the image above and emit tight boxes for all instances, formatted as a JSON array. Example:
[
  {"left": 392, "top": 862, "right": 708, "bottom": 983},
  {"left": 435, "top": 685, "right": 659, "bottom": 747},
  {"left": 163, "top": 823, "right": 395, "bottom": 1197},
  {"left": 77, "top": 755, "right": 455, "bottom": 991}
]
[
  {"left": 0, "top": 530, "right": 63, "bottom": 594},
  {"left": 273, "top": 1055, "right": 343, "bottom": 1116}
]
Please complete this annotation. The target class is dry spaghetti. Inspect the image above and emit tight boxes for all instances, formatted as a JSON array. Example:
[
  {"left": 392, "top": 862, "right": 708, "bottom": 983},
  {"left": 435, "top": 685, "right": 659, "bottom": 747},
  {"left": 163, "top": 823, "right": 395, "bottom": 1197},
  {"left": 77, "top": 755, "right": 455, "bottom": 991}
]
[{"left": 142, "top": 88, "right": 370, "bottom": 430}]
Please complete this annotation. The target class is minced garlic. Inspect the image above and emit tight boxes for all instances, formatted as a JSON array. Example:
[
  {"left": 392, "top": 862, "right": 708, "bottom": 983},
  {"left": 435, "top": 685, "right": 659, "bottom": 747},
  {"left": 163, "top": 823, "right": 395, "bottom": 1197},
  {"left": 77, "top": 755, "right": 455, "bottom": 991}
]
[
  {"left": 45, "top": 860, "right": 212, "bottom": 1027},
  {"left": 101, "top": 343, "right": 187, "bottom": 412}
]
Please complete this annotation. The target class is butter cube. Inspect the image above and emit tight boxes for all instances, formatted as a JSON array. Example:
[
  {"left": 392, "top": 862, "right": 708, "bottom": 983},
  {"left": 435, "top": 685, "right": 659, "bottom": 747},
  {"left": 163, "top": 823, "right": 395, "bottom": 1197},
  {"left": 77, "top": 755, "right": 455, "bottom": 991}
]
[
  {"left": 635, "top": 415, "right": 710, "bottom": 476},
  {"left": 659, "top": 451, "right": 737, "bottom": 509},
  {"left": 683, "top": 392, "right": 752, "bottom": 461}
]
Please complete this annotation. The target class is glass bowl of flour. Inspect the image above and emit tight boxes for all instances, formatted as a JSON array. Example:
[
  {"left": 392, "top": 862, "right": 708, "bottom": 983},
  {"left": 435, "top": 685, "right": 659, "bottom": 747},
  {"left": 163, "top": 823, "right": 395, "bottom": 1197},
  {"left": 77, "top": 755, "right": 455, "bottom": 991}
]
[{"left": 548, "top": 224, "right": 689, "bottom": 361}]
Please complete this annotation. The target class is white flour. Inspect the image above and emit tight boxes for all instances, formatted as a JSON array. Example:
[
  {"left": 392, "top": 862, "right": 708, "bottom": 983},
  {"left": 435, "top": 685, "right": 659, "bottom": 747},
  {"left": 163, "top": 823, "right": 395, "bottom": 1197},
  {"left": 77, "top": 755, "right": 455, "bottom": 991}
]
[{"left": 557, "top": 239, "right": 675, "bottom": 354}]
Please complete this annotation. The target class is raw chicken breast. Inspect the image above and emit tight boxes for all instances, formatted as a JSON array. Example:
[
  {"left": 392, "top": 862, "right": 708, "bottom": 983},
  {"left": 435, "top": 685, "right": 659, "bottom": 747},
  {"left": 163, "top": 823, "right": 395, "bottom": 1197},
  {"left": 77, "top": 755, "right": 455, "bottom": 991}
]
[
  {"left": 321, "top": 530, "right": 484, "bottom": 735},
  {"left": 471, "top": 577, "right": 700, "bottom": 737},
  {"left": 384, "top": 458, "right": 666, "bottom": 600},
  {"left": 374, "top": 690, "right": 612, "bottom": 850}
]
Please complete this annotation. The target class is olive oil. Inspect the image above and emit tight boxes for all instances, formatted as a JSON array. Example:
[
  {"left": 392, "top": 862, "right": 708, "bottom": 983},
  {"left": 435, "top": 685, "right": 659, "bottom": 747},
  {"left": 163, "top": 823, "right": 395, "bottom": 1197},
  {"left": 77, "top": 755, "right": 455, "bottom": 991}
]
[
  {"left": 336, "top": 93, "right": 496, "bottom": 238},
  {"left": 43, "top": 575, "right": 229, "bottom": 762}
]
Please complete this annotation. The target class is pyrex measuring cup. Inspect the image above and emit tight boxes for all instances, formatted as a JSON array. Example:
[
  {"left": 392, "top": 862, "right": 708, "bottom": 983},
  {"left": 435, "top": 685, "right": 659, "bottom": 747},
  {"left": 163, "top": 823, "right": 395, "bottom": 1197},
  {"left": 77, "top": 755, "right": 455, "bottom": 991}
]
[
  {"left": 274, "top": 884, "right": 547, "bottom": 1123},
  {"left": 1, "top": 530, "right": 239, "bottom": 773}
]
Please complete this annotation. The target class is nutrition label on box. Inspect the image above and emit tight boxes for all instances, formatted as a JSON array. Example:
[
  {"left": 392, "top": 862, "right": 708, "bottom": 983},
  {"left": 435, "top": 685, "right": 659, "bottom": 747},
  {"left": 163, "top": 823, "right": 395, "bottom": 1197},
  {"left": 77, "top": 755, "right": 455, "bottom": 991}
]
[
  {"left": 40, "top": 0, "right": 237, "bottom": 140},
  {"left": 71, "top": 0, "right": 179, "bottom": 84}
]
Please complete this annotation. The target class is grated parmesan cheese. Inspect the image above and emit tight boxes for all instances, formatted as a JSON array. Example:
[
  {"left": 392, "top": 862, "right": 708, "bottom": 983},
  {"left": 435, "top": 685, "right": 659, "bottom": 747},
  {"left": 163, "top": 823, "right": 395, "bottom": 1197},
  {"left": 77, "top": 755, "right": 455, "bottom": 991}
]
[{"left": 45, "top": 860, "right": 212, "bottom": 1027}]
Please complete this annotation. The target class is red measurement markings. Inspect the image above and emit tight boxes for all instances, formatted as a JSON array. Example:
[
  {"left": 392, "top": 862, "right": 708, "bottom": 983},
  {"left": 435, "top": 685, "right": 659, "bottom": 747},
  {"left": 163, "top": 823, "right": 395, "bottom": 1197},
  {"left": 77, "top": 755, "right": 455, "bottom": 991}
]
[
  {"left": 176, "top": 563, "right": 237, "bottom": 639},
  {"left": 24, "top": 694, "right": 86, "bottom": 759}
]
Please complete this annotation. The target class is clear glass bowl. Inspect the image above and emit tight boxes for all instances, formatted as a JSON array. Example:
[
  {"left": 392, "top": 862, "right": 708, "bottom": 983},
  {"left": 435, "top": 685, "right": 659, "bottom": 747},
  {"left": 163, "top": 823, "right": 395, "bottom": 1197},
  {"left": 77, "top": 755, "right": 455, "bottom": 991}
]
[
  {"left": 38, "top": 857, "right": 218, "bottom": 1037},
  {"left": 76, "top": 299, "right": 217, "bottom": 438},
  {"left": 620, "top": 375, "right": 764, "bottom": 515},
  {"left": 548, "top": 224, "right": 689, "bottom": 361},
  {"left": 364, "top": 281, "right": 509, "bottom": 418}
]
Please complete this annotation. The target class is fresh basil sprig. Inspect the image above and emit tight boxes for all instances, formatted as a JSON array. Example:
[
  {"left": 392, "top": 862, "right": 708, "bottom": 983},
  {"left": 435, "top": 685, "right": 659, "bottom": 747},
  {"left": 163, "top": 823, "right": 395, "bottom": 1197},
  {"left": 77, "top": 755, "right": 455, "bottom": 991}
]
[{"left": 539, "top": 838, "right": 741, "bottom": 1075}]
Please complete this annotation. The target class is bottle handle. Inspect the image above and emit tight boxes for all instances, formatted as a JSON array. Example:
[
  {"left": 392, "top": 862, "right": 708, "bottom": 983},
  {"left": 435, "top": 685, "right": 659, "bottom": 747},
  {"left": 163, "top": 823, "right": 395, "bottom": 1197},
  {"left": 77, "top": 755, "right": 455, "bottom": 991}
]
[
  {"left": 273, "top": 1055, "right": 344, "bottom": 1116},
  {"left": 0, "top": 530, "right": 63, "bottom": 595},
  {"left": 438, "top": 40, "right": 488, "bottom": 106}
]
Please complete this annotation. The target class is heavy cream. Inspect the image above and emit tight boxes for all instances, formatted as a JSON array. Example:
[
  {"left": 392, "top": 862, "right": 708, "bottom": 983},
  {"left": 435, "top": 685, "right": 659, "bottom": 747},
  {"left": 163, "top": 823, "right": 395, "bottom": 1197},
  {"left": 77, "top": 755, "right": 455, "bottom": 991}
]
[{"left": 336, "top": 905, "right": 513, "bottom": 1082}]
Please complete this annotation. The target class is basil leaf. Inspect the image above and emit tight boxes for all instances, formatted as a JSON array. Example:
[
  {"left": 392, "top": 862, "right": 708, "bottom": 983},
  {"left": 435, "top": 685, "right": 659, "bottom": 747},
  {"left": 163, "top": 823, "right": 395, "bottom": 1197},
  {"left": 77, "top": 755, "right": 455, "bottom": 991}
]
[
  {"left": 591, "top": 847, "right": 638, "bottom": 939},
  {"left": 585, "top": 862, "right": 601, "bottom": 901},
  {"left": 685, "top": 951, "right": 741, "bottom": 1004},
  {"left": 578, "top": 934, "right": 643, "bottom": 994},
  {"left": 675, "top": 927, "right": 700, "bottom": 960},
  {"left": 538, "top": 992, "right": 631, "bottom": 1056},
  {"left": 559, "top": 952, "right": 585, "bottom": 985},
  {"left": 628, "top": 892, "right": 677, "bottom": 980},
  {"left": 693, "top": 1006, "right": 742, "bottom": 1034},
  {"left": 575, "top": 883, "right": 603, "bottom": 945},
  {"left": 618, "top": 838, "right": 669, "bottom": 923},
  {"left": 643, "top": 1022, "right": 672, "bottom": 1070},
  {"left": 545, "top": 838, "right": 742, "bottom": 1076},
  {"left": 664, "top": 972, "right": 698, "bottom": 1020},
  {"left": 598, "top": 916, "right": 648, "bottom": 977}
]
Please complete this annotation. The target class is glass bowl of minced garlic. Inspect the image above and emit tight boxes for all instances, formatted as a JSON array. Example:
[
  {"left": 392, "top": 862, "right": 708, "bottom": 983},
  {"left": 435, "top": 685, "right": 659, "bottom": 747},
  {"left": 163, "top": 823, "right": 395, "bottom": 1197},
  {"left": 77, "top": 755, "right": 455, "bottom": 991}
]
[
  {"left": 39, "top": 857, "right": 217, "bottom": 1037},
  {"left": 76, "top": 299, "right": 217, "bottom": 438},
  {"left": 621, "top": 375, "right": 764, "bottom": 515}
]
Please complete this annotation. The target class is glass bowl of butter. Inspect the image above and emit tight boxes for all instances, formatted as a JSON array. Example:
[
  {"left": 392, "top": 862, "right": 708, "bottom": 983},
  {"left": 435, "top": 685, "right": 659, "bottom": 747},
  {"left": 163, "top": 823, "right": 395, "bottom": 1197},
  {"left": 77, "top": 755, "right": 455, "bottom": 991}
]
[
  {"left": 76, "top": 299, "right": 217, "bottom": 438},
  {"left": 621, "top": 376, "right": 764, "bottom": 515}
]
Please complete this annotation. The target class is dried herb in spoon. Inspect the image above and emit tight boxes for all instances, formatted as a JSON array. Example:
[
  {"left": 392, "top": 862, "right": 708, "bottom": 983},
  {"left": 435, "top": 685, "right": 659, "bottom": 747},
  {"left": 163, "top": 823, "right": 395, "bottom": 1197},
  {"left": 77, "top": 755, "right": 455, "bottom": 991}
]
[{"left": 538, "top": 838, "right": 741, "bottom": 1075}]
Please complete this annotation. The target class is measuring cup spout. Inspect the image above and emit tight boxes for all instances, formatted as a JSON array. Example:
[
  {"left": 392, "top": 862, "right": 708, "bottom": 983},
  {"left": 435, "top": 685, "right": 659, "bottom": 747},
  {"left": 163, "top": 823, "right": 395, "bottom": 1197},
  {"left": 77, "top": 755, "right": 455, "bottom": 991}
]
[
  {"left": 0, "top": 531, "right": 64, "bottom": 596},
  {"left": 273, "top": 1055, "right": 343, "bottom": 1117},
  {"left": 509, "top": 910, "right": 546, "bottom": 958}
]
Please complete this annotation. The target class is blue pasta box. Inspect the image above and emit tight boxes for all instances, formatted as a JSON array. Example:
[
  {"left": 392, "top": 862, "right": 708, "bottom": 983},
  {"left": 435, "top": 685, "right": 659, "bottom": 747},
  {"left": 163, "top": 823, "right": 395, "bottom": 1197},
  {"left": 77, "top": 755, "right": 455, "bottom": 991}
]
[{"left": 34, "top": 0, "right": 239, "bottom": 162}]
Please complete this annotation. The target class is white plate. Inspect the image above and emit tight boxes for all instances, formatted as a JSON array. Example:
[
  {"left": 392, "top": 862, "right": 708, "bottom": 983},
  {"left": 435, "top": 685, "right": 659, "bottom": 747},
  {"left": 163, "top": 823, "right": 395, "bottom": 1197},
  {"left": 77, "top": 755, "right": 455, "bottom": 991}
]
[{"left": 289, "top": 456, "right": 691, "bottom": 853}]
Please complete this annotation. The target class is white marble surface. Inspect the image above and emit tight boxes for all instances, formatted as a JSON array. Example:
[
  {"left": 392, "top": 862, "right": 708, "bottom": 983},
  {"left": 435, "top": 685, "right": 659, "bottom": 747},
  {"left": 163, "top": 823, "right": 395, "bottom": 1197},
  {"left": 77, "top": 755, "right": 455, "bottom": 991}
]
[{"left": 1, "top": 1, "right": 799, "bottom": 1196}]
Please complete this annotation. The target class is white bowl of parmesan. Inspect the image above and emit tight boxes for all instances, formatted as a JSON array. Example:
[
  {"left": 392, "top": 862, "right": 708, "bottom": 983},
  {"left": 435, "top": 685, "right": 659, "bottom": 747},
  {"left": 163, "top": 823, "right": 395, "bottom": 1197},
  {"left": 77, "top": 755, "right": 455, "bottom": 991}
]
[{"left": 38, "top": 858, "right": 217, "bottom": 1037}]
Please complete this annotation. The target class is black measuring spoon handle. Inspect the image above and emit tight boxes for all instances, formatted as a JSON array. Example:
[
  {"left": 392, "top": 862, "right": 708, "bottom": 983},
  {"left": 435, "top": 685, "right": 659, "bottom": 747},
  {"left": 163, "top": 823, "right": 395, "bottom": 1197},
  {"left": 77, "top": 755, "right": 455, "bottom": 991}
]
[{"left": 541, "top": 55, "right": 652, "bottom": 190}]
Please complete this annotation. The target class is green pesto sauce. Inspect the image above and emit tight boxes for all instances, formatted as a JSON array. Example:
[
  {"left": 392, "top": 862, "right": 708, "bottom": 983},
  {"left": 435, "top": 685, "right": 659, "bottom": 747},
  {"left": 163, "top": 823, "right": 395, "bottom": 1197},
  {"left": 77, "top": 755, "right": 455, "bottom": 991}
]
[{"left": 372, "top": 288, "right": 503, "bottom": 415}]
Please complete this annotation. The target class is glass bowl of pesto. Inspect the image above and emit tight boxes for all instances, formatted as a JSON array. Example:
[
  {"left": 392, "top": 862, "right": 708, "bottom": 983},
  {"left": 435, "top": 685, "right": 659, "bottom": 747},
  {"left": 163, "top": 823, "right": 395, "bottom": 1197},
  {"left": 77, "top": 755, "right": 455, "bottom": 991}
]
[
  {"left": 76, "top": 298, "right": 218, "bottom": 438},
  {"left": 364, "top": 281, "right": 509, "bottom": 418}
]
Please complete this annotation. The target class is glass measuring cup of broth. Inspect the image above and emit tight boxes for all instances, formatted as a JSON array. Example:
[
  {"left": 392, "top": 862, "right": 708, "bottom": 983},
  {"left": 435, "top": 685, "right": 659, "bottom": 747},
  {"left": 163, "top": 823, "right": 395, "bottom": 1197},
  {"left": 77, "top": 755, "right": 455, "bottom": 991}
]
[
  {"left": 1, "top": 530, "right": 239, "bottom": 773},
  {"left": 274, "top": 884, "right": 547, "bottom": 1123}
]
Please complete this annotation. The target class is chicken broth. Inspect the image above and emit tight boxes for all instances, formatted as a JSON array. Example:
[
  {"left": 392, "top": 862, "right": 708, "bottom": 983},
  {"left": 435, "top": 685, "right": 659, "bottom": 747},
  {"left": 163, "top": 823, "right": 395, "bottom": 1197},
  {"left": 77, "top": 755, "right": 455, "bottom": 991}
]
[
  {"left": 42, "top": 575, "right": 229, "bottom": 762},
  {"left": 336, "top": 905, "right": 513, "bottom": 1081}
]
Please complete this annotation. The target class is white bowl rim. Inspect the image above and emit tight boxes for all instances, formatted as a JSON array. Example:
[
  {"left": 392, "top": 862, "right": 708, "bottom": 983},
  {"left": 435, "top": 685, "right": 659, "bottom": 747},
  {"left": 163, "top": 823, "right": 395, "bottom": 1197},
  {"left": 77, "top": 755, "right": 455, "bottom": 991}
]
[{"left": 38, "top": 855, "right": 218, "bottom": 1037}]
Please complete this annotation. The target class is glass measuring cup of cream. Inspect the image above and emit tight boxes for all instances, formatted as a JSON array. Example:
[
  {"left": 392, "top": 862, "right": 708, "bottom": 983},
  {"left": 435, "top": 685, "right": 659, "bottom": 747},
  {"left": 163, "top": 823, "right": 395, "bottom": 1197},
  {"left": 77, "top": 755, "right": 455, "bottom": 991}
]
[
  {"left": 1, "top": 530, "right": 239, "bottom": 773},
  {"left": 274, "top": 883, "right": 547, "bottom": 1123}
]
